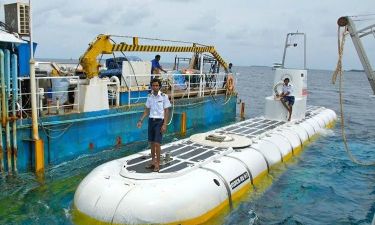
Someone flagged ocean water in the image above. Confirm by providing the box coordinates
[222,66,375,225]
[0,66,374,225]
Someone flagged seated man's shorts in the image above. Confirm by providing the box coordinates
[283,96,295,106]
[148,118,164,143]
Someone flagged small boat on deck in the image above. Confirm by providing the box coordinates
[73,33,337,225]
[272,62,283,70]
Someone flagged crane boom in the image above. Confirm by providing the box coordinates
[337,16,375,94]
[80,34,229,79]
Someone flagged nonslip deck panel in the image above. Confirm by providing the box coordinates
[127,159,182,173]
[124,118,284,173]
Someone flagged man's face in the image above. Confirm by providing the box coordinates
[284,79,289,85]
[156,56,160,62]
[151,82,160,92]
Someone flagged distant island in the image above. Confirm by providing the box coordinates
[346,69,365,72]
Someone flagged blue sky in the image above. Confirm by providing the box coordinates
[0,0,374,70]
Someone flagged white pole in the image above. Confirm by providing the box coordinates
[128,74,131,106]
[199,54,204,97]
[28,0,39,140]
[28,0,44,176]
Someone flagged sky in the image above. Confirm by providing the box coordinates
[0,0,374,70]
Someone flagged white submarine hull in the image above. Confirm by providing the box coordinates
[73,106,336,225]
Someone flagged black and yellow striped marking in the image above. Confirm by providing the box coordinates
[111,44,228,70]
[80,34,229,78]
[112,44,212,53]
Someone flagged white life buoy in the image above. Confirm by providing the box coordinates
[273,81,284,96]
[274,75,293,96]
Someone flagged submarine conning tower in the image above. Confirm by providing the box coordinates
[265,68,307,121]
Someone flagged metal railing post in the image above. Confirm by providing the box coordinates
[0,50,4,173]
[128,73,131,106]
[11,54,18,172]
[188,75,191,99]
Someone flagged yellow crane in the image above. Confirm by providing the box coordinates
[79,34,229,79]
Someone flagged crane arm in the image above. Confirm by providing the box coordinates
[79,35,228,79]
[337,17,375,94]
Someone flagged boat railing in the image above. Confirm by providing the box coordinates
[17,76,80,120]
[15,72,233,120]
[123,72,230,106]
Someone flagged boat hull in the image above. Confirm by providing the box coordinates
[11,94,237,172]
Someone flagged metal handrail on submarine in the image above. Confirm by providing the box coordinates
[281,32,306,70]
[79,34,229,79]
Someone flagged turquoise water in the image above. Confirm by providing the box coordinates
[0,66,374,224]
[223,67,375,224]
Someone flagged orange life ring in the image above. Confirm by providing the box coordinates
[226,74,234,94]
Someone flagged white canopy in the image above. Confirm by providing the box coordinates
[0,30,26,43]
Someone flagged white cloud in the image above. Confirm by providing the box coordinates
[1,0,374,70]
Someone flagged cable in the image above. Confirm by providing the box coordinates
[167,86,175,126]
[120,54,142,104]
[0,21,14,33]
[110,35,208,47]
[110,37,145,104]
[210,91,233,105]
[332,26,375,166]
[349,14,375,18]
[350,14,375,22]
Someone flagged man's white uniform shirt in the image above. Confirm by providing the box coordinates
[145,91,171,119]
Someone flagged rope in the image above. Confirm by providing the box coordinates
[209,90,233,105]
[167,83,175,126]
[332,26,375,166]
[209,74,236,105]
[39,118,74,139]
[173,99,209,108]
[109,38,142,92]
[332,26,346,85]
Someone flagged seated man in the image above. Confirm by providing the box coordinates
[276,78,295,121]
